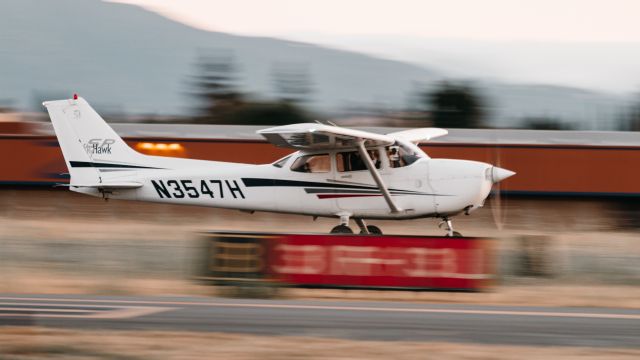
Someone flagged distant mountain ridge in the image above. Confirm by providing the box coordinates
[0,0,630,129]
[0,0,438,114]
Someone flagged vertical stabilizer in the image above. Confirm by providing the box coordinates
[43,96,147,185]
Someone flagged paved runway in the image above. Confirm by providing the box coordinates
[1,294,638,347]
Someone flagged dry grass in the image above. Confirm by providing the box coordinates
[0,271,212,297]
[0,327,638,360]
[2,270,640,309]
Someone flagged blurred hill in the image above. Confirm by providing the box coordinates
[0,0,437,116]
[0,0,631,129]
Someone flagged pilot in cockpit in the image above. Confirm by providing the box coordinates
[388,146,401,168]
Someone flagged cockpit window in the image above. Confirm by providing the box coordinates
[272,155,292,168]
[290,154,330,173]
[386,142,423,168]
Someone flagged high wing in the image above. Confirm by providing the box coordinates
[258,123,447,149]
[258,123,395,150]
[386,128,448,144]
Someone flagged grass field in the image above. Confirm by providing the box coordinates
[1,328,639,360]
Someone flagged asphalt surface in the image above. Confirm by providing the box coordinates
[1,294,639,348]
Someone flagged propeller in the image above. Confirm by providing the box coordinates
[489,147,515,231]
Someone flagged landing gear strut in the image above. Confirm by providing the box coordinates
[354,218,383,235]
[331,213,354,234]
[439,217,462,237]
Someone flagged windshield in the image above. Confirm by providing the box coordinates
[272,155,292,168]
[386,141,428,168]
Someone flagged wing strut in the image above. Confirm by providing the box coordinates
[356,140,402,213]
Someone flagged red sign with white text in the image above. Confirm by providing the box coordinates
[267,235,494,290]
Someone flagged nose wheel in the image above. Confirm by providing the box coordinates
[439,217,463,237]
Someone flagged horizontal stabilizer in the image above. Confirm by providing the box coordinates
[60,182,143,189]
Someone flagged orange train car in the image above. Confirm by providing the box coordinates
[1,124,640,196]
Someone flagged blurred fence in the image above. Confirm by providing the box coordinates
[200,232,495,291]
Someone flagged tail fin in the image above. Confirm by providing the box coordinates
[43,96,147,185]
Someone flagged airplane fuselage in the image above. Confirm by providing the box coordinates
[76,149,495,220]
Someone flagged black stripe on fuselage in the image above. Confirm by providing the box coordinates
[242,178,447,196]
[69,161,162,169]
[243,178,380,191]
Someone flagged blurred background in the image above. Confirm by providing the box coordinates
[1,0,640,357]
[1,0,639,295]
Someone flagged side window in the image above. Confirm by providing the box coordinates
[337,150,381,172]
[386,144,420,168]
[290,154,330,173]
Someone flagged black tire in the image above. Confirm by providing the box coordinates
[366,225,383,235]
[331,225,354,234]
[445,231,463,238]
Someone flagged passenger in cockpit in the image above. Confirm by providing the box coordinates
[389,146,401,168]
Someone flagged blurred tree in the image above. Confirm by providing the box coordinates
[522,117,574,130]
[189,52,311,125]
[425,82,485,128]
[271,62,313,105]
[227,102,311,125]
[618,96,640,131]
[191,50,244,123]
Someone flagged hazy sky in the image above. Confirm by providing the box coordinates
[111,0,640,42]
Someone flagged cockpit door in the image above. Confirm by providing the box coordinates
[332,147,389,212]
[281,152,338,213]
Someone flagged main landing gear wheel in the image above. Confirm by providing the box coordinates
[362,225,383,235]
[445,231,463,237]
[330,225,354,234]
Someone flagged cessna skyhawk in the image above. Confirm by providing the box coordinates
[43,96,514,236]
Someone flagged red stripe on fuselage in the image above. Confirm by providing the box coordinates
[316,194,383,199]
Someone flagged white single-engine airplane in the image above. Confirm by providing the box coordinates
[43,96,514,236]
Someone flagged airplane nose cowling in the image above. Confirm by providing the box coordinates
[492,166,516,183]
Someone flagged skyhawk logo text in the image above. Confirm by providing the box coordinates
[84,138,115,155]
